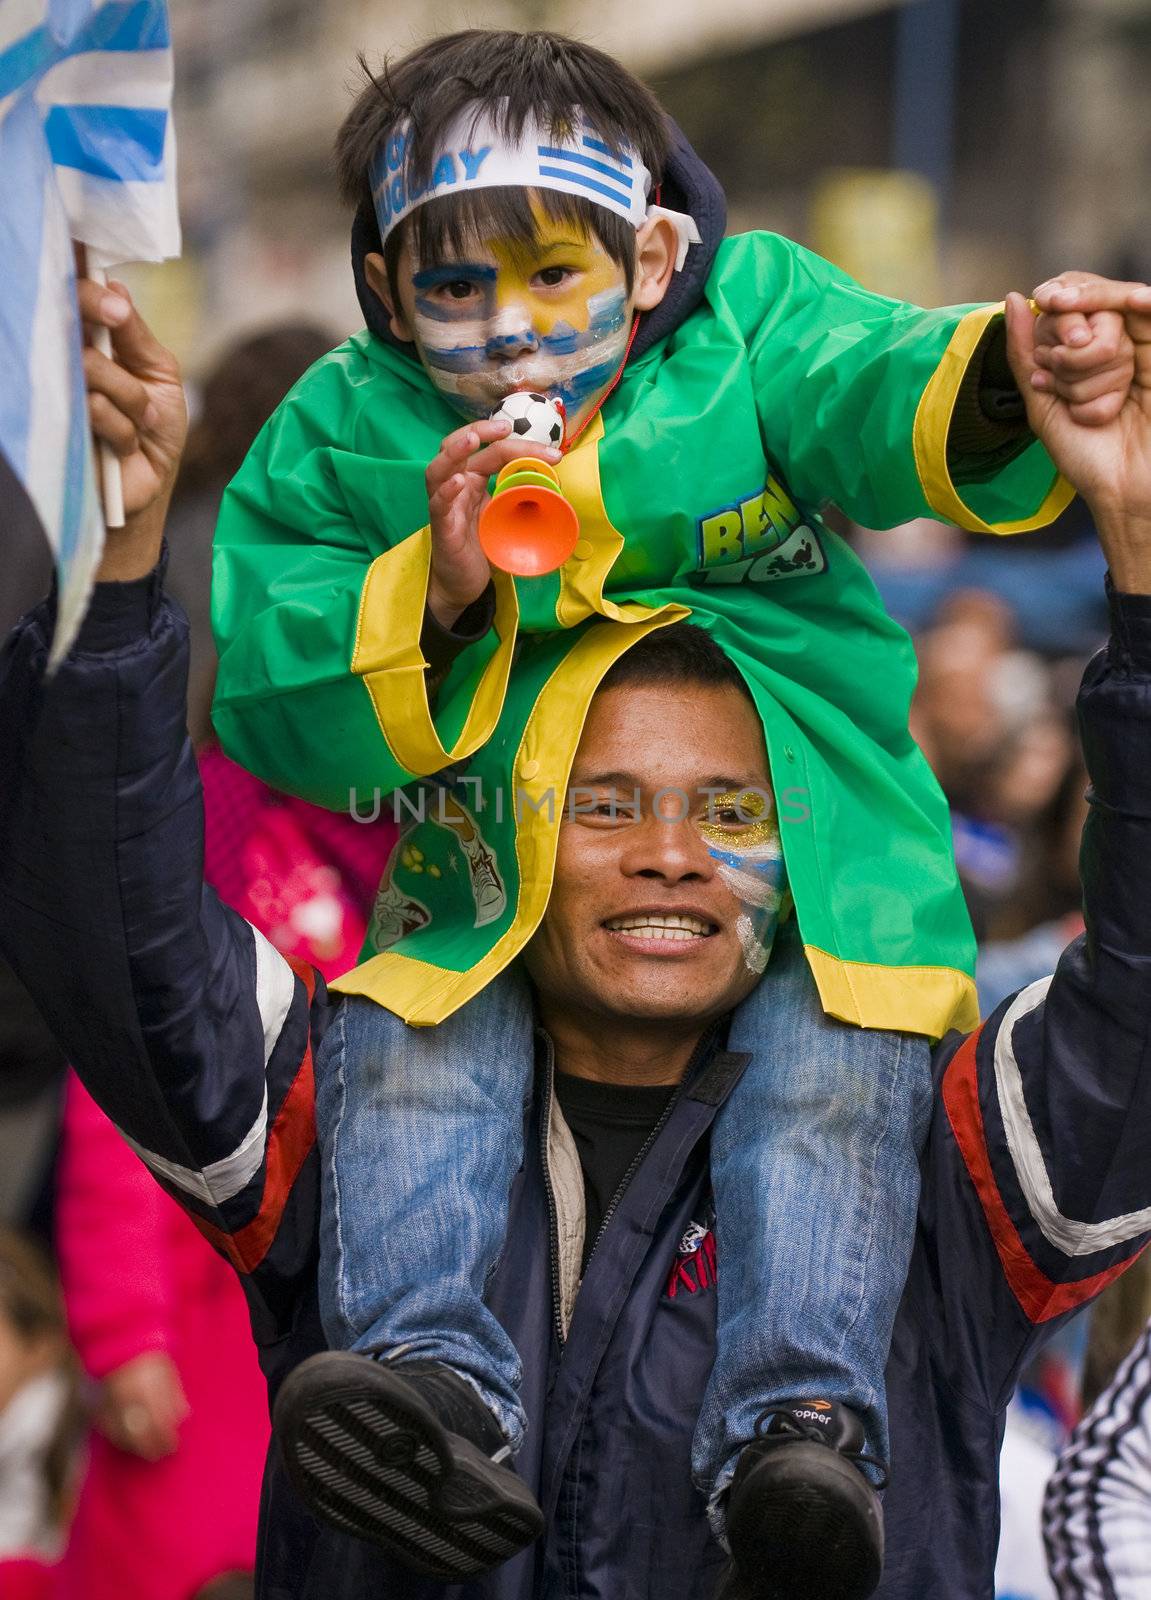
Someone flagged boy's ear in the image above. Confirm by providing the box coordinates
[631,215,680,314]
[364,252,415,343]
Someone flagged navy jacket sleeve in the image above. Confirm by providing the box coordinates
[0,568,326,1340]
[922,584,1151,1410]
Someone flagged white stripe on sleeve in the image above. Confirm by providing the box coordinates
[994,977,1151,1257]
[117,925,298,1207]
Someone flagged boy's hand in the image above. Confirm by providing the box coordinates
[1006,287,1151,592]
[426,418,563,629]
[80,276,187,581]
[1025,271,1139,427]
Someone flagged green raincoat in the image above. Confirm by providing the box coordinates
[212,232,1071,1038]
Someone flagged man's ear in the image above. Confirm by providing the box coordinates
[631,216,679,314]
[364,252,414,343]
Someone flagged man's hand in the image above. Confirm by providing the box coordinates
[1006,284,1151,593]
[79,277,187,582]
[96,1350,189,1461]
[426,418,562,628]
[1025,271,1138,427]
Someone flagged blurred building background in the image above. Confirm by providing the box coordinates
[150,0,1151,367]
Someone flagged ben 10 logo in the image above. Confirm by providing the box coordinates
[692,476,826,586]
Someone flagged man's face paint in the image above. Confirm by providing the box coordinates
[395,206,632,431]
[698,789,789,975]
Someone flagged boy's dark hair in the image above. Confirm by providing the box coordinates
[335,30,671,303]
[598,622,755,706]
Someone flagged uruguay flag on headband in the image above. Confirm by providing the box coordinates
[0,0,180,665]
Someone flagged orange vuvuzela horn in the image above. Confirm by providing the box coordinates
[478,457,580,577]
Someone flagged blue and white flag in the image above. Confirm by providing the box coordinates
[0,1,180,665]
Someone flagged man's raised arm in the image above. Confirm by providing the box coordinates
[0,284,324,1322]
[920,284,1151,1391]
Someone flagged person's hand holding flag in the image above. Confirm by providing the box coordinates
[79,273,186,580]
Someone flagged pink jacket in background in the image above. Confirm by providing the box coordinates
[199,742,397,983]
[53,1075,270,1600]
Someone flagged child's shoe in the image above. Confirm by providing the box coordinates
[274,1351,543,1578]
[724,1399,885,1600]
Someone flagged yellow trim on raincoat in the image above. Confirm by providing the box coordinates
[333,607,688,1023]
[351,528,520,776]
[554,414,674,628]
[803,945,980,1040]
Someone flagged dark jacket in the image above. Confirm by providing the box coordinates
[4,569,1151,1598]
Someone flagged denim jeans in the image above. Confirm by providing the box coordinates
[314,933,932,1485]
[314,966,536,1451]
[698,926,932,1518]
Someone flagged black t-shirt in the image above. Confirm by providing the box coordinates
[554,1071,677,1271]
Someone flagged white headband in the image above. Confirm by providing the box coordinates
[371,106,702,270]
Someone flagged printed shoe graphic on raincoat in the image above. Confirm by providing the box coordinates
[210,122,1072,1039]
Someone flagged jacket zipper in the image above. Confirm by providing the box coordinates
[537,1031,567,1348]
[580,1081,684,1273]
[540,1025,717,1331]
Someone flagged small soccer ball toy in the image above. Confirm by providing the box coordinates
[490,391,565,448]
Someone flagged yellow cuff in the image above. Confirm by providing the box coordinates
[804,945,980,1041]
[913,304,1075,535]
[351,527,519,776]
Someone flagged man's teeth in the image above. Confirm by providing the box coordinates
[605,914,712,940]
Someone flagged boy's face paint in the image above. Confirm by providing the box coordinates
[698,789,788,975]
[392,207,633,431]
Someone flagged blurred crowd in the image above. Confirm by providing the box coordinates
[0,328,1147,1599]
[874,508,1101,1021]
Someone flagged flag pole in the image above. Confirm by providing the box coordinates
[87,255,126,528]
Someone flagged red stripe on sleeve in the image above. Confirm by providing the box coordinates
[191,958,318,1274]
[942,1027,1143,1323]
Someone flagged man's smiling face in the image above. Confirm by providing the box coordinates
[523,678,777,1030]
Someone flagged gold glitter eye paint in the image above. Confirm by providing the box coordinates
[701,790,787,974]
[698,789,778,849]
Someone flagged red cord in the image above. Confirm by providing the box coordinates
[562,310,642,452]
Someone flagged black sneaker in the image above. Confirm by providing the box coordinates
[724,1399,886,1600]
[273,1352,544,1579]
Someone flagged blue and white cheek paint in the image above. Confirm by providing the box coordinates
[700,791,789,975]
[408,267,631,423]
